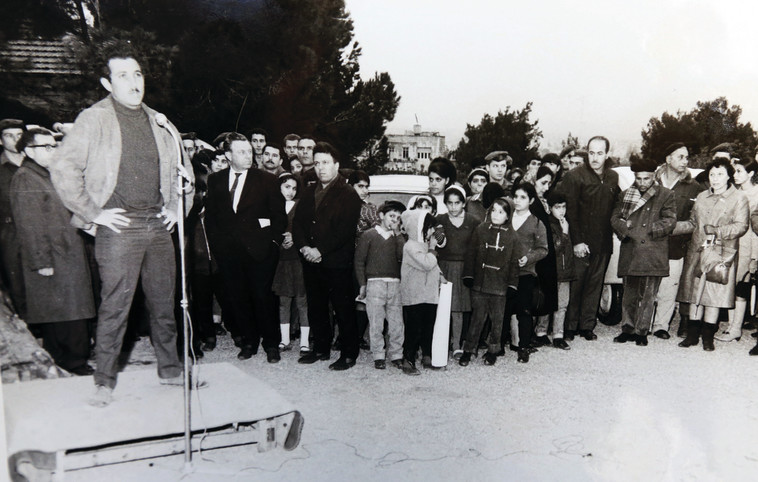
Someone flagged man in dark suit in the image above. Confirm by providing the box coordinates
[205,132,286,363]
[293,142,362,370]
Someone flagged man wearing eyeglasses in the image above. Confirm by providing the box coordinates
[10,127,96,376]
[51,41,194,407]
[0,118,28,318]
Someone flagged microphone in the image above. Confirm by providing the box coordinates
[155,113,169,128]
[154,113,192,183]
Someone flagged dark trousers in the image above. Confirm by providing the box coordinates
[566,251,611,331]
[621,276,662,336]
[190,270,228,343]
[39,319,90,371]
[217,244,280,351]
[464,291,505,353]
[303,262,358,359]
[94,215,182,389]
[403,303,436,361]
[506,275,537,348]
[0,225,26,318]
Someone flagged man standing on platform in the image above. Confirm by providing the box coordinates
[51,41,194,407]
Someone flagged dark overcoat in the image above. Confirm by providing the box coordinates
[9,160,95,324]
[610,184,677,277]
[530,198,558,314]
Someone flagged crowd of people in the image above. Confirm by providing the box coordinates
[2,42,758,407]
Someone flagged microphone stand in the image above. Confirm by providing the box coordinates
[160,118,194,469]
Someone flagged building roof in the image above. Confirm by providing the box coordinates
[0,38,80,75]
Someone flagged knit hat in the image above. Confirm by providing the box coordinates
[467,167,490,183]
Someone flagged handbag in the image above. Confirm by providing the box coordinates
[699,238,736,285]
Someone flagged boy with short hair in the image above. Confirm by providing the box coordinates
[354,201,407,369]
[539,191,575,350]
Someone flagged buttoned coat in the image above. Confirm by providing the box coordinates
[674,186,750,307]
[610,184,677,277]
[292,174,362,269]
[10,160,95,324]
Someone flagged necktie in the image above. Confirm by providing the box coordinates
[230,172,242,210]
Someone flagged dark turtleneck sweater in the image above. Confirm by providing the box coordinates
[104,99,162,212]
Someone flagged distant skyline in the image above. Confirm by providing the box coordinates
[347,0,758,156]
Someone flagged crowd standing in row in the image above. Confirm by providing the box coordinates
[1,44,758,407]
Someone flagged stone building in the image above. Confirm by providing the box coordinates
[386,124,446,173]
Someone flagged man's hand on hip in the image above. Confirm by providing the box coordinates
[159,207,178,231]
[93,208,131,233]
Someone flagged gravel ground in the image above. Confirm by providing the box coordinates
[58,321,758,481]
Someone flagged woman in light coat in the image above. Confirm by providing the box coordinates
[675,158,750,351]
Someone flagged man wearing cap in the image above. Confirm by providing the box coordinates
[610,157,677,345]
[559,136,620,340]
[50,42,194,407]
[484,151,512,191]
[0,118,27,317]
[651,143,705,338]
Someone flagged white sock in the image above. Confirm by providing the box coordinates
[300,326,310,348]
[280,324,290,345]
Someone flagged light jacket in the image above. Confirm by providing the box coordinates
[50,96,193,230]
[400,209,442,305]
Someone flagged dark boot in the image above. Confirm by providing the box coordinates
[749,340,758,356]
[701,322,717,352]
[676,312,689,338]
[678,319,701,347]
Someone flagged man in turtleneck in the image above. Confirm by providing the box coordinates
[51,41,194,408]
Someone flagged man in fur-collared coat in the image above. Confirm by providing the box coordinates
[610,157,677,345]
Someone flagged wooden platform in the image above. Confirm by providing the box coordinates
[3,363,302,477]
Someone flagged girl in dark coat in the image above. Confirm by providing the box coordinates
[528,167,559,347]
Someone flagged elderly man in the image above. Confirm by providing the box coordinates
[0,118,27,317]
[651,143,705,338]
[51,42,194,407]
[293,142,362,370]
[559,136,620,340]
[11,127,96,375]
[610,157,677,345]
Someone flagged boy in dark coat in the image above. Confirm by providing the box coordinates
[610,157,677,345]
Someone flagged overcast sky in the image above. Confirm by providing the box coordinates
[347,0,758,155]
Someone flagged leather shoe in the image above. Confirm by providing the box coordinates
[552,338,570,350]
[636,334,648,346]
[579,329,597,341]
[237,345,257,360]
[390,358,404,369]
[329,357,356,371]
[613,332,634,343]
[298,351,330,364]
[374,359,386,369]
[201,339,216,351]
[564,330,576,341]
[517,348,530,363]
[532,335,551,347]
[266,347,281,363]
[653,329,670,340]
[458,352,472,367]
[483,352,497,365]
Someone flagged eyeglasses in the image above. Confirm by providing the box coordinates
[28,145,57,151]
